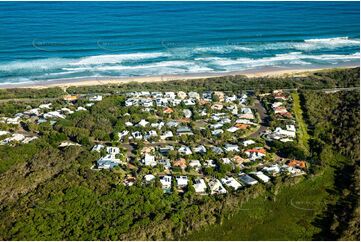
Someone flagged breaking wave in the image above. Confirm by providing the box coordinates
[0,37,359,83]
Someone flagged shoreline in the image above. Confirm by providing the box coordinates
[0,65,359,89]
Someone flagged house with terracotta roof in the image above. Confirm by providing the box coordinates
[244,148,266,161]
[163,107,174,114]
[287,159,307,169]
[173,158,187,170]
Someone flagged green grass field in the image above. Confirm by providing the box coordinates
[184,167,336,240]
[291,92,310,156]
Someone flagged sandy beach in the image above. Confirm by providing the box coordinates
[0,65,358,89]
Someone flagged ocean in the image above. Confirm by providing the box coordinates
[0,1,359,85]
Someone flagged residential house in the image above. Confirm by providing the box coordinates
[137,119,149,127]
[166,120,179,127]
[211,146,223,154]
[211,103,223,110]
[193,145,207,154]
[176,126,193,136]
[183,109,192,118]
[158,145,174,155]
[142,153,157,167]
[227,127,239,133]
[239,108,254,119]
[106,146,120,155]
[251,171,270,183]
[118,130,129,140]
[213,91,225,102]
[208,179,227,195]
[221,177,242,190]
[178,146,192,155]
[164,92,176,99]
[176,176,188,188]
[92,144,105,152]
[243,140,256,147]
[188,92,200,100]
[193,178,207,194]
[244,148,266,161]
[211,129,224,136]
[144,174,156,183]
[159,159,171,170]
[287,159,307,170]
[132,131,143,140]
[177,91,187,100]
[173,158,187,170]
[183,99,196,106]
[160,175,172,190]
[204,159,217,168]
[262,164,281,176]
[224,144,239,152]
[239,173,258,186]
[89,95,103,102]
[163,107,174,114]
[144,130,158,140]
[188,160,202,171]
[97,154,121,169]
[160,131,173,140]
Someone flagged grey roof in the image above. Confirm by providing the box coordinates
[239,174,258,185]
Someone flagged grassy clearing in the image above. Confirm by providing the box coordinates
[291,92,310,156]
[184,167,336,240]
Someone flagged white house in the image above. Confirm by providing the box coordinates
[274,127,296,138]
[243,140,256,147]
[189,160,202,171]
[164,92,176,99]
[177,91,187,99]
[251,171,270,183]
[224,144,239,152]
[183,109,192,118]
[212,129,224,136]
[118,130,129,140]
[221,177,242,190]
[39,103,52,109]
[193,178,207,193]
[144,174,156,183]
[160,176,172,189]
[262,164,281,176]
[142,154,157,167]
[89,95,103,102]
[132,131,143,140]
[183,99,196,106]
[178,146,192,155]
[226,127,239,133]
[208,179,227,195]
[106,146,120,155]
[160,131,173,140]
[144,130,158,140]
[193,145,207,154]
[176,176,188,188]
[137,119,149,127]
[92,144,105,152]
[188,92,200,100]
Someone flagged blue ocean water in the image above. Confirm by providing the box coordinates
[0,1,359,84]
